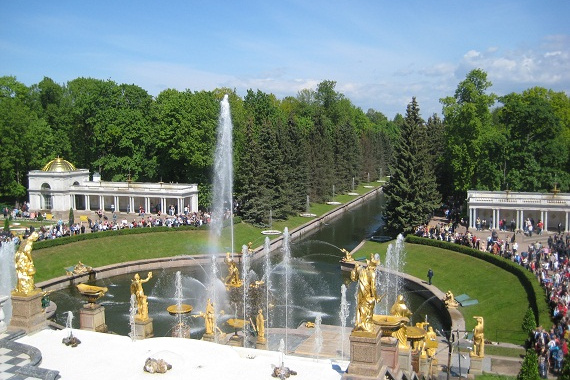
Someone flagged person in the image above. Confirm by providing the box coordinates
[130,272,153,320]
[427,268,434,285]
[470,316,485,358]
[14,231,40,295]
[350,253,384,332]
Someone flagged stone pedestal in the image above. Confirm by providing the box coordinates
[343,325,384,379]
[79,304,107,332]
[469,356,483,376]
[256,337,268,350]
[380,336,399,372]
[134,318,154,339]
[419,356,438,379]
[227,333,244,347]
[398,346,412,372]
[201,333,215,342]
[9,292,46,333]
[0,295,8,334]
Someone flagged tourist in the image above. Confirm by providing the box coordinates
[427,268,433,285]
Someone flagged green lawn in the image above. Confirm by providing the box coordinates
[356,240,539,345]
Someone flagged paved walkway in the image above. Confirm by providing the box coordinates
[0,330,57,380]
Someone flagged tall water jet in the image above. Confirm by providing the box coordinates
[377,233,406,314]
[314,315,323,360]
[0,240,16,326]
[208,94,234,341]
[263,237,271,334]
[210,94,235,253]
[339,284,349,360]
[282,227,292,352]
[241,244,251,345]
[128,294,137,342]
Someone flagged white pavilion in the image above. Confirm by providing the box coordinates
[28,158,198,215]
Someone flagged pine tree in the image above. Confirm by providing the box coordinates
[383,97,441,235]
[68,208,75,225]
[517,349,540,380]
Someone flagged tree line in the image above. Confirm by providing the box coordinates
[0,69,568,231]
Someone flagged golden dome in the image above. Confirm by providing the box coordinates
[42,157,77,172]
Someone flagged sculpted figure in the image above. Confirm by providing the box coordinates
[340,248,353,262]
[443,290,460,308]
[424,326,438,358]
[471,316,485,358]
[224,252,241,287]
[130,272,153,320]
[194,298,215,335]
[256,308,265,340]
[350,253,384,332]
[13,232,40,295]
[390,294,412,348]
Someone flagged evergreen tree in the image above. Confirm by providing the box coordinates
[68,208,75,225]
[383,97,440,235]
[517,349,540,380]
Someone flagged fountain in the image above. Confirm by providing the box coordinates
[0,240,16,327]
[327,185,342,205]
[348,177,358,196]
[167,271,193,338]
[262,210,282,235]
[339,284,349,360]
[128,294,137,342]
[314,315,323,359]
[62,311,80,347]
[377,234,406,314]
[300,195,316,217]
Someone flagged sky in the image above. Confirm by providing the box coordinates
[1,1,569,118]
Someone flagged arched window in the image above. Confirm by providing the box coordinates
[41,183,52,210]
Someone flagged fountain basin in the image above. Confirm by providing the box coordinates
[167,304,193,315]
[326,201,342,205]
[299,213,316,218]
[261,230,281,235]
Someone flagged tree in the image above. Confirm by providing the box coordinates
[517,349,540,380]
[383,97,440,234]
[68,208,75,225]
[440,69,496,196]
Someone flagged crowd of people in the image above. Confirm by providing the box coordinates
[0,209,215,247]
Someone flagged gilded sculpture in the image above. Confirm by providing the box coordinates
[130,272,153,321]
[224,252,242,287]
[424,326,438,358]
[350,253,384,332]
[443,290,460,308]
[390,294,412,348]
[255,308,265,341]
[13,232,40,296]
[194,298,216,335]
[340,248,354,262]
[470,316,485,358]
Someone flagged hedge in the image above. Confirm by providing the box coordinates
[405,234,549,327]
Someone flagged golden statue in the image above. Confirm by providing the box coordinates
[424,326,438,358]
[193,298,216,335]
[66,261,93,276]
[350,253,384,332]
[130,272,153,321]
[224,252,242,287]
[443,290,460,308]
[340,248,353,262]
[470,316,485,358]
[390,294,412,348]
[13,232,40,296]
[255,308,265,341]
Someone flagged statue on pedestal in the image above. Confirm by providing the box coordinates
[470,316,485,358]
[130,272,152,321]
[350,253,384,332]
[13,232,40,296]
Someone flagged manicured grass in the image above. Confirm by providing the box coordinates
[484,345,526,358]
[357,240,538,345]
[475,374,516,380]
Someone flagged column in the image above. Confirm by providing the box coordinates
[128,197,134,214]
[161,198,166,215]
[145,198,150,214]
[99,195,104,211]
[85,195,90,211]
[542,211,548,231]
[495,209,500,230]
[114,196,119,212]
[566,212,569,233]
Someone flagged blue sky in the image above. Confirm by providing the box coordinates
[2,1,569,118]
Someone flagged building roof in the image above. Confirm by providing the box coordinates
[42,157,77,172]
